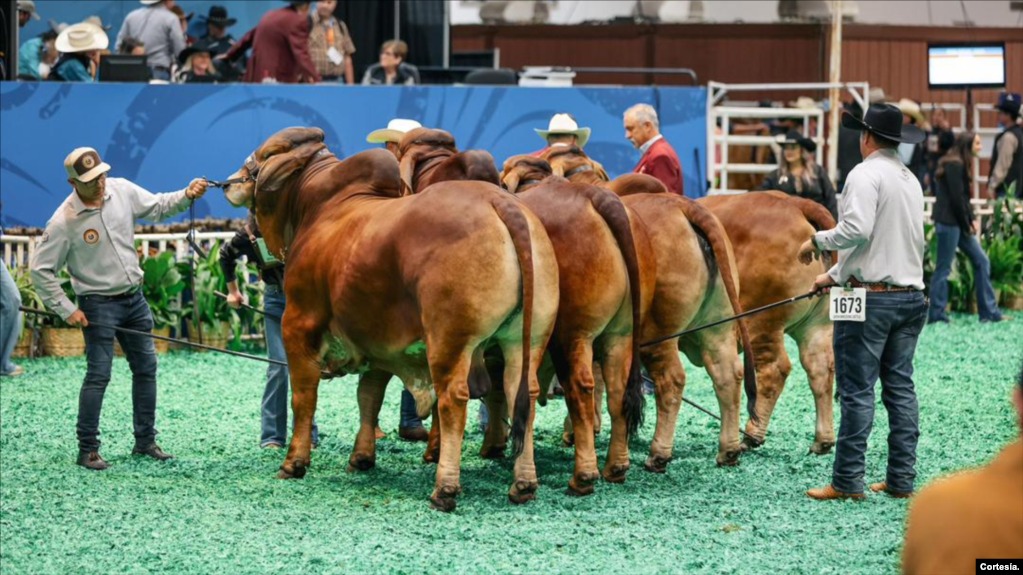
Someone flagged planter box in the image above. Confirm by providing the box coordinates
[12,328,34,358]
[41,327,85,357]
[1001,292,1023,311]
[186,321,230,351]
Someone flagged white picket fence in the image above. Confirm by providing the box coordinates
[1,231,236,269]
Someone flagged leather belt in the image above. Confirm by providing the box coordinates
[847,278,919,293]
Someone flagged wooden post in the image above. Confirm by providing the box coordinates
[827,0,843,186]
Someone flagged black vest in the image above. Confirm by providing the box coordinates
[990,124,1023,197]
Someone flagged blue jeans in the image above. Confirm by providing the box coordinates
[400,389,424,429]
[0,262,23,374]
[262,285,318,447]
[77,291,159,452]
[929,223,1002,322]
[832,291,927,495]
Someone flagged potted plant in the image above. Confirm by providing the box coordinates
[11,266,43,358]
[39,269,86,357]
[983,196,1023,310]
[179,241,236,350]
[139,251,185,353]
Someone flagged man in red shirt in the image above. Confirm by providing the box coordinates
[625,103,683,195]
[223,1,320,84]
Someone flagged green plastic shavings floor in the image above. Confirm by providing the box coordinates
[2,312,1021,575]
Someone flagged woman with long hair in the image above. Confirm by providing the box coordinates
[758,130,838,219]
[928,131,1005,323]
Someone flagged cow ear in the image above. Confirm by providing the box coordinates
[257,142,326,195]
[593,159,610,182]
[502,169,522,194]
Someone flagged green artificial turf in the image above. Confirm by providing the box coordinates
[2,313,1021,574]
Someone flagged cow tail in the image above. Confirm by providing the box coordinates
[587,188,645,436]
[491,197,535,458]
[678,198,760,425]
[786,196,838,265]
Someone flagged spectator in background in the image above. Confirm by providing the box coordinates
[625,103,684,195]
[837,99,864,192]
[309,0,356,84]
[988,92,1022,199]
[199,6,240,81]
[924,107,953,194]
[901,359,1023,575]
[361,40,418,86]
[119,37,147,56]
[176,40,220,83]
[17,0,39,28]
[759,130,838,219]
[17,29,57,80]
[223,1,321,84]
[170,5,196,46]
[0,229,24,378]
[897,98,930,188]
[116,0,186,81]
[51,23,108,83]
[929,131,1005,325]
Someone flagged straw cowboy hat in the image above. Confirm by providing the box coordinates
[83,16,112,31]
[56,22,109,53]
[17,0,40,20]
[868,87,888,104]
[535,113,591,148]
[140,1,164,5]
[842,103,926,144]
[788,96,818,110]
[366,118,423,144]
[897,98,930,129]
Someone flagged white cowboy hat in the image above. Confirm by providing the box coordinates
[366,118,423,144]
[535,113,591,148]
[787,96,818,110]
[140,0,163,5]
[17,0,40,20]
[897,98,930,129]
[56,22,109,53]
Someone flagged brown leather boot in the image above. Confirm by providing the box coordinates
[399,426,429,443]
[132,443,174,461]
[869,482,913,499]
[806,484,865,501]
[76,451,109,471]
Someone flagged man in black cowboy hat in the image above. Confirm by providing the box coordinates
[797,103,928,501]
[200,5,236,58]
[988,91,1022,199]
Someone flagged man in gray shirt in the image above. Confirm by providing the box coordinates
[31,147,207,470]
[115,0,186,81]
[797,103,927,501]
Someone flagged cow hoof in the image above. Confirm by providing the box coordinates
[508,480,538,505]
[277,460,307,480]
[346,454,375,473]
[809,441,835,455]
[429,485,460,513]
[562,432,574,447]
[480,444,506,459]
[740,435,765,451]
[716,450,742,467]
[602,464,629,484]
[566,472,599,496]
[644,455,671,474]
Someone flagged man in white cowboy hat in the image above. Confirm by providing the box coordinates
[116,0,187,81]
[798,102,928,502]
[897,98,930,188]
[988,91,1023,199]
[30,148,209,471]
[51,22,108,82]
[363,118,433,442]
[625,103,684,195]
[530,113,591,157]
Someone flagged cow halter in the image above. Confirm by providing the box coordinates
[206,154,261,188]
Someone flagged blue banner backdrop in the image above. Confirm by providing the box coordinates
[0,82,707,227]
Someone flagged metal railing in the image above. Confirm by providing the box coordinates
[2,231,236,269]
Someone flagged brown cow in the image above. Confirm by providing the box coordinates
[609,174,757,468]
[221,127,560,511]
[500,154,653,490]
[698,192,836,454]
[541,145,610,184]
[397,128,501,194]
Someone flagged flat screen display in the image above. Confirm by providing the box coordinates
[928,43,1006,89]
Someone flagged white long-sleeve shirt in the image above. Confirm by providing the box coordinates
[30,178,191,319]
[814,148,925,290]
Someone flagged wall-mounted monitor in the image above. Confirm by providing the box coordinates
[928,43,1006,90]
